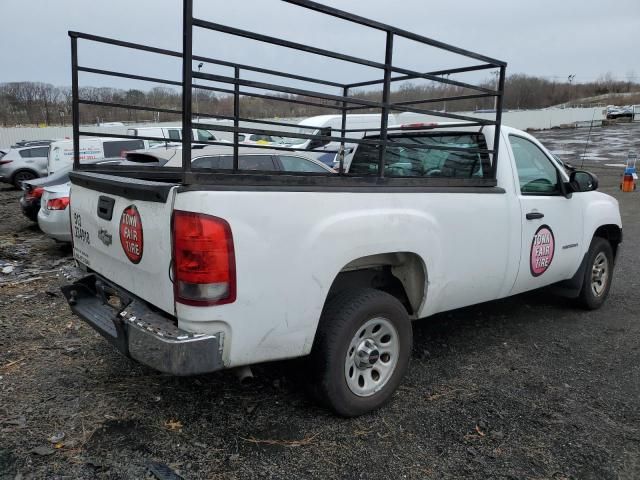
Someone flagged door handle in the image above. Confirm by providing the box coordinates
[526,212,544,220]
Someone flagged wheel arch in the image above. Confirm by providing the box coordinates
[552,224,621,298]
[593,224,622,260]
[11,168,39,186]
[322,251,428,318]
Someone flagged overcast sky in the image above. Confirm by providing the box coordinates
[1,0,639,91]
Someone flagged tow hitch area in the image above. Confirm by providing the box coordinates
[61,274,224,375]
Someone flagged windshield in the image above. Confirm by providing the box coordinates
[282,127,319,146]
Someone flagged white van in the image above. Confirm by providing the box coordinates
[282,114,402,166]
[47,137,147,175]
[284,113,445,166]
[126,126,222,147]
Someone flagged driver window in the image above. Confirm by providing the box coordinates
[509,135,559,195]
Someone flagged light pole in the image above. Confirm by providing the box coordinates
[196,62,204,121]
[567,74,576,106]
[443,73,450,112]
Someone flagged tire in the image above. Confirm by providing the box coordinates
[308,288,412,417]
[12,170,37,189]
[577,237,614,310]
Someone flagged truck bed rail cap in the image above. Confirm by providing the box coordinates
[69,171,175,203]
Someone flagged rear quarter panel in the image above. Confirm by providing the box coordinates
[174,188,516,367]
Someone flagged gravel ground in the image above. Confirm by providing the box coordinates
[1,123,639,479]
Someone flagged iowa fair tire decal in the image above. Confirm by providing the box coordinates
[530,225,554,277]
[120,205,144,264]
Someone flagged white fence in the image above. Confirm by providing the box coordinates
[483,107,606,130]
[0,126,129,148]
[401,107,606,131]
[0,108,607,147]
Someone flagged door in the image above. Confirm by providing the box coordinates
[508,134,584,295]
[27,146,50,175]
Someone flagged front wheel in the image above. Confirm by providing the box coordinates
[308,289,412,417]
[577,237,614,310]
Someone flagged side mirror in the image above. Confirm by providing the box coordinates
[570,170,599,192]
[308,127,332,150]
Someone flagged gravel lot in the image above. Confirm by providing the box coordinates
[1,123,639,479]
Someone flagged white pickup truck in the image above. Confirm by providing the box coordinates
[62,122,621,416]
[62,1,622,416]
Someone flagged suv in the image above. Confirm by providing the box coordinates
[0,145,50,188]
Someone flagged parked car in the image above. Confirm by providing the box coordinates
[38,148,332,244]
[163,146,336,172]
[606,105,634,120]
[38,182,73,242]
[20,158,123,221]
[125,146,336,172]
[0,145,51,188]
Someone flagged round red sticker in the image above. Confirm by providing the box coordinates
[119,205,144,264]
[530,225,554,277]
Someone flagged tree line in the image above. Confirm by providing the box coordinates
[1,74,638,127]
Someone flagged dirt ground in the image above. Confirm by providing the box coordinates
[1,123,639,479]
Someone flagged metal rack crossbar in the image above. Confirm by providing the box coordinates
[70,0,507,187]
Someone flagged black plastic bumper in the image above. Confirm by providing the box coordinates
[61,274,224,375]
[19,196,40,222]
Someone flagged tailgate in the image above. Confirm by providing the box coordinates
[69,172,177,315]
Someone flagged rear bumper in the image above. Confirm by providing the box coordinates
[19,196,40,222]
[61,274,225,375]
[37,208,72,242]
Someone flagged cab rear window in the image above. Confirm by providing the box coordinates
[349,132,490,178]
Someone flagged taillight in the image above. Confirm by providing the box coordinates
[47,197,70,210]
[26,187,44,199]
[172,210,236,306]
[0,160,12,165]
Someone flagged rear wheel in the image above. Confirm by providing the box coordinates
[12,170,37,189]
[308,289,412,417]
[577,237,614,310]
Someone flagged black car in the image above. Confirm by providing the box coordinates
[19,158,122,221]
